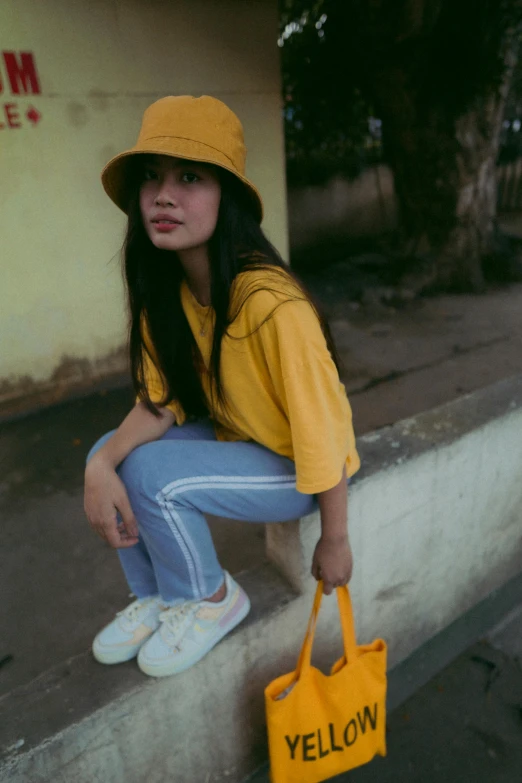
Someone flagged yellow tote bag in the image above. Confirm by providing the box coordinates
[265,583,387,783]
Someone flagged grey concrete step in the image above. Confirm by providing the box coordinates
[0,563,297,783]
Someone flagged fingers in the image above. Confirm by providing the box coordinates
[321,577,349,595]
[117,491,139,539]
[89,511,138,549]
[322,581,334,596]
[103,520,126,548]
[84,466,140,549]
[312,567,346,594]
[92,512,120,548]
[100,523,138,549]
[115,537,140,549]
[311,548,323,581]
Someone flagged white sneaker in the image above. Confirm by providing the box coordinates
[137,572,251,677]
[92,595,164,665]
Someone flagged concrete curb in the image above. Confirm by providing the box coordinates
[2,374,522,782]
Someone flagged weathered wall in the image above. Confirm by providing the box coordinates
[288,165,398,253]
[0,0,286,415]
[287,164,514,258]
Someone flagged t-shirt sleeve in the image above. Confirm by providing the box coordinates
[136,320,186,425]
[257,296,359,494]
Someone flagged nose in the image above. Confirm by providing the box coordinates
[154,173,179,207]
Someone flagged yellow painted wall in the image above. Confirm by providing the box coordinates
[0,0,286,407]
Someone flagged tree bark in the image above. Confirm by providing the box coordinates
[370,62,512,291]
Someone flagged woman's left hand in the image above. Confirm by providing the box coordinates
[311,535,353,595]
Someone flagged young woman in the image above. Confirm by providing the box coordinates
[85,95,360,678]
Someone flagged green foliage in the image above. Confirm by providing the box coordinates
[280,0,522,187]
[279,1,379,186]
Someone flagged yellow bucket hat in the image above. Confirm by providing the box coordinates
[101,95,263,221]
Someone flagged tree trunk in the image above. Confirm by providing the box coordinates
[324,0,522,292]
[371,64,511,291]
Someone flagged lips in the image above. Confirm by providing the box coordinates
[150,214,183,233]
[151,214,182,225]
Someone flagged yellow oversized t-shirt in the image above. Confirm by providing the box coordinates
[141,267,360,494]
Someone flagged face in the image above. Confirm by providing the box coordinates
[139,155,221,253]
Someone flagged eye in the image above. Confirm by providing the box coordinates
[181,172,201,184]
[142,168,159,182]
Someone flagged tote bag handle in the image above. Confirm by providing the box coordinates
[296,582,358,677]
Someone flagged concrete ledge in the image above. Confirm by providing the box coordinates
[0,565,301,783]
[355,372,522,481]
[3,375,522,782]
[0,565,361,783]
[267,373,522,667]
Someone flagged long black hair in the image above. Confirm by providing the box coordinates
[123,162,341,420]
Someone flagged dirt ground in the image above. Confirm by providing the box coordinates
[316,279,522,436]
[303,215,522,435]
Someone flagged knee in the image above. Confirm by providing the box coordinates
[118,444,157,499]
[86,430,117,465]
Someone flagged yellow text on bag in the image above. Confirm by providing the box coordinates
[265,583,387,783]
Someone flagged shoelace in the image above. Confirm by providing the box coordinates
[117,597,156,625]
[159,602,196,643]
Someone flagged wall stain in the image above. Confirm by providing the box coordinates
[88,89,110,112]
[375,581,413,602]
[0,347,128,423]
[67,102,89,128]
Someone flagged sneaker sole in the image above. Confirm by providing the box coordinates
[92,637,152,665]
[137,591,251,677]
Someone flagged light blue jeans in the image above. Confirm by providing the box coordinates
[87,420,318,603]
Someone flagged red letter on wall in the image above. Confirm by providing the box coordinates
[3,52,41,95]
[5,103,21,128]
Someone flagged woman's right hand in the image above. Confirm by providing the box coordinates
[84,455,140,548]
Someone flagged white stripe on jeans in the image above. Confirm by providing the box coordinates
[157,473,300,599]
[162,472,298,499]
[156,493,206,599]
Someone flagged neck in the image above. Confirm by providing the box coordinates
[178,245,211,306]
